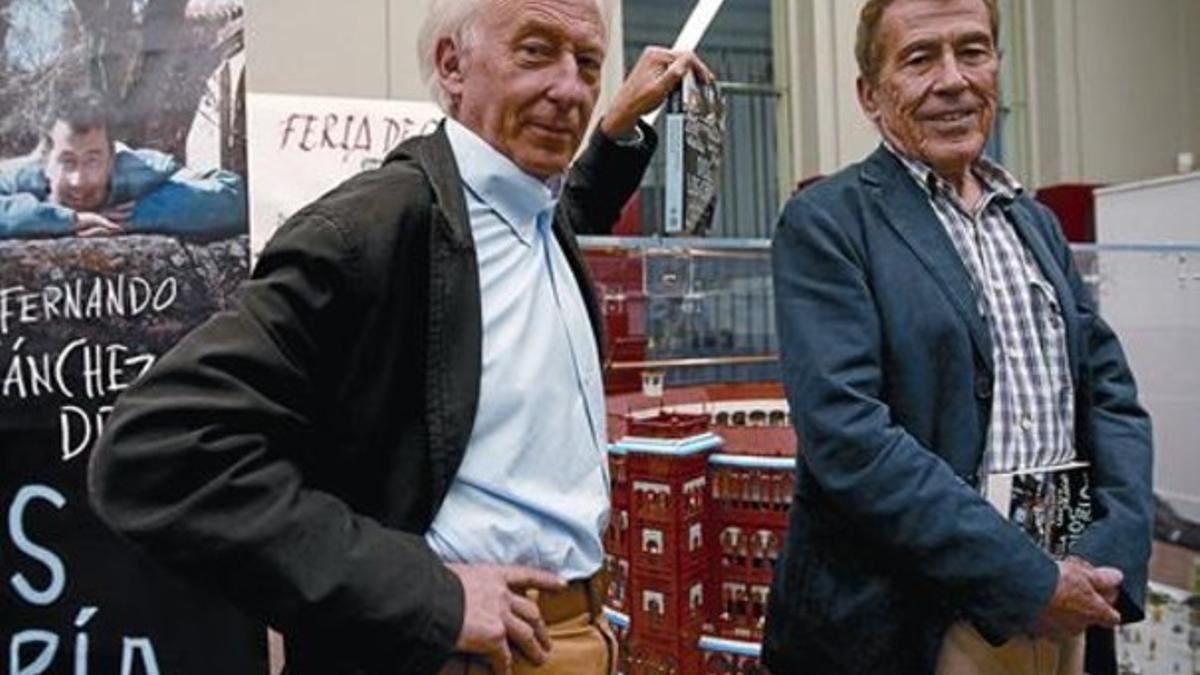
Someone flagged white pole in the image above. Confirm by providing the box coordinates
[642,0,727,127]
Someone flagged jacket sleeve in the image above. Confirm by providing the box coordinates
[1036,202,1154,623]
[559,120,657,235]
[126,167,248,240]
[773,194,1060,644]
[0,162,75,238]
[88,209,464,673]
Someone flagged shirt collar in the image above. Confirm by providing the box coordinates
[881,139,1023,205]
[445,117,563,245]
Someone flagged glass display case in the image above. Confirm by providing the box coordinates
[584,237,1200,675]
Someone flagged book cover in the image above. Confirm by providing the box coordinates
[985,461,1093,558]
[663,72,726,236]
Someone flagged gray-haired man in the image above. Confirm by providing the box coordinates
[89,1,711,673]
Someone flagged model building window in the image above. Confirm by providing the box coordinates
[642,528,664,555]
[689,582,704,612]
[722,582,748,619]
[683,476,705,512]
[689,522,703,551]
[751,585,770,620]
[640,370,665,397]
[643,590,665,617]
[634,480,671,515]
[720,526,741,567]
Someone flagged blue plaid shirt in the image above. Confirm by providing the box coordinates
[886,143,1075,473]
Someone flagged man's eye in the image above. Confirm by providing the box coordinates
[904,52,932,68]
[959,46,993,63]
[518,42,553,59]
[579,56,602,77]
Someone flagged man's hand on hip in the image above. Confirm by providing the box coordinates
[447,563,565,675]
[1035,557,1123,639]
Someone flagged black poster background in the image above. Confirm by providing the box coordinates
[1,1,265,672]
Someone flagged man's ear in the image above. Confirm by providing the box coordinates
[857,75,880,122]
[435,36,467,107]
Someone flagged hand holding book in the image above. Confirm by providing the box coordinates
[600,47,714,140]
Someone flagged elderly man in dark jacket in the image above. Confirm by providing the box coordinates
[763,0,1152,674]
[88,0,712,673]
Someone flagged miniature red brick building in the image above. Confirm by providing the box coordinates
[603,385,796,675]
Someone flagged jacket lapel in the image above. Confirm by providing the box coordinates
[400,123,482,504]
[862,147,994,372]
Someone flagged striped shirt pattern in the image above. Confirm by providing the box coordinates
[887,144,1075,473]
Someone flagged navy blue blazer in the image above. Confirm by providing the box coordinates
[762,146,1153,674]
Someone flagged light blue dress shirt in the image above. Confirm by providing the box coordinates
[425,119,610,580]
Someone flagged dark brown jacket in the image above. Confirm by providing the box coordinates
[89,123,655,674]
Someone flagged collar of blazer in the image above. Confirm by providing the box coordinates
[860,145,996,373]
[379,120,476,251]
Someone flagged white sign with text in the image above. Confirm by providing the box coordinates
[246,93,444,257]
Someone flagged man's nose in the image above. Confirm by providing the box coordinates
[546,56,595,109]
[64,169,85,187]
[932,52,970,93]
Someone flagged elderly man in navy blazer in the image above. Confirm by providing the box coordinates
[762,0,1153,673]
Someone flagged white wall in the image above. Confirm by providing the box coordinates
[1188,0,1200,167]
[245,0,396,99]
[245,0,626,113]
[777,0,877,180]
[1094,174,1200,519]
[1028,0,1200,185]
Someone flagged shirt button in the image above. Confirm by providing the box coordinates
[975,376,993,399]
[1020,415,1033,431]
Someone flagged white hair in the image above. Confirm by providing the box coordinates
[418,0,612,112]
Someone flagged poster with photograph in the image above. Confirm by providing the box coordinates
[246,92,443,256]
[0,0,266,671]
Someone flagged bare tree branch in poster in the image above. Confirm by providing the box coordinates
[0,0,241,162]
[0,0,11,57]
[71,0,229,161]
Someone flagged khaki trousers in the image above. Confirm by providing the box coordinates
[437,611,616,675]
[936,621,1086,675]
[437,575,617,675]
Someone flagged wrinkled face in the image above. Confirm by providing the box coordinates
[858,0,999,178]
[44,121,113,212]
[442,0,606,179]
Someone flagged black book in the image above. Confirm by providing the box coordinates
[985,461,1093,558]
[663,72,726,236]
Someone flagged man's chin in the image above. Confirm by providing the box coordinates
[925,139,986,170]
[513,150,573,180]
[51,197,103,212]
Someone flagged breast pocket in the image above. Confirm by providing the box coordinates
[1029,276,1069,354]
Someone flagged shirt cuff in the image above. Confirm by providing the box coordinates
[609,125,646,147]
